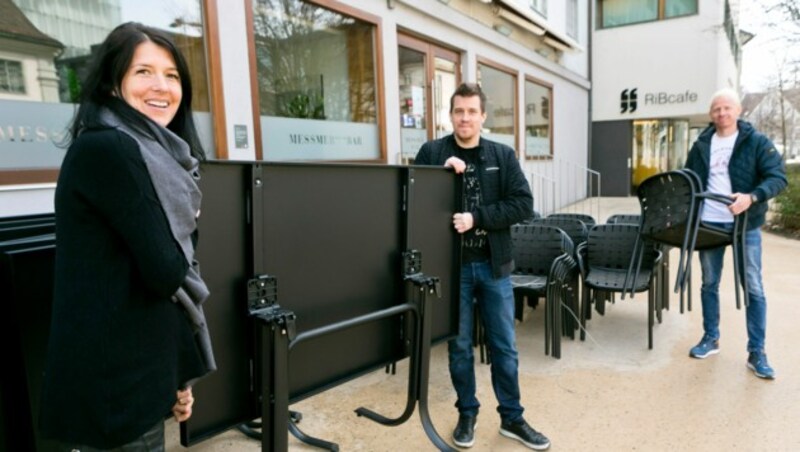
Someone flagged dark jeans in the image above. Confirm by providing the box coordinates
[54,420,165,452]
[448,260,524,423]
[699,223,767,352]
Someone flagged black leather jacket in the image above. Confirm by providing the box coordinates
[416,135,533,277]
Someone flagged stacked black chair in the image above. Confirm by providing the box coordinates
[606,214,640,225]
[607,213,672,315]
[631,169,749,311]
[576,224,662,349]
[528,217,588,335]
[510,224,578,358]
[547,212,596,227]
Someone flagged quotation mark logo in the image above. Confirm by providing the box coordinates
[621,88,638,113]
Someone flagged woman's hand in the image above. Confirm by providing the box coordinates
[173,387,194,422]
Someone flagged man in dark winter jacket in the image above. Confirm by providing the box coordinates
[684,88,787,379]
[415,83,549,450]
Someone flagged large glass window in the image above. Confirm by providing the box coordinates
[0,0,214,185]
[599,0,697,28]
[253,0,380,161]
[524,78,552,159]
[477,62,516,150]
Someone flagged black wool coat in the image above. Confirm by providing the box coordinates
[39,128,206,448]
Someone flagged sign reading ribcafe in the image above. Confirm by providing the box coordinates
[644,90,698,105]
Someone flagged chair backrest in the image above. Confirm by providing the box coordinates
[585,224,656,270]
[511,224,571,276]
[529,218,588,250]
[606,214,641,225]
[636,170,696,247]
[547,213,596,227]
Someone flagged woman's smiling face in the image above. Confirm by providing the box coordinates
[120,40,182,127]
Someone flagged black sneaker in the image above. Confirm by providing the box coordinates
[452,414,476,448]
[500,419,550,450]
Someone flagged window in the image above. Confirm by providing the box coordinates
[0,60,26,94]
[599,0,697,28]
[0,0,215,184]
[524,78,552,158]
[477,61,517,150]
[566,0,578,39]
[530,0,548,17]
[252,0,381,161]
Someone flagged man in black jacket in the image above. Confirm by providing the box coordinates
[684,88,787,379]
[416,83,549,450]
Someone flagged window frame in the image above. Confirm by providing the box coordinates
[246,0,387,162]
[476,57,519,157]
[523,75,553,160]
[0,59,26,95]
[529,0,548,17]
[0,0,224,186]
[598,0,698,29]
[566,0,578,39]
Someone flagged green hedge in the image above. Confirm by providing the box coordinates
[774,163,800,232]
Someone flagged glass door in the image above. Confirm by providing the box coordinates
[631,118,690,193]
[397,34,460,163]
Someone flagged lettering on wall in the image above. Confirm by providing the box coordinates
[619,88,698,114]
[0,125,66,143]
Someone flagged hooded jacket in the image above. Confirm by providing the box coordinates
[685,119,787,230]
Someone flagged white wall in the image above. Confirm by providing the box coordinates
[592,1,738,124]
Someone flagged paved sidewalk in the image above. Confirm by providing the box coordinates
[169,198,800,451]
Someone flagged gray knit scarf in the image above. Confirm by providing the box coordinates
[100,108,216,382]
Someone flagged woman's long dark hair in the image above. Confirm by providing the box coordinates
[68,22,205,160]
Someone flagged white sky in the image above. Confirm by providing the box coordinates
[739,0,799,92]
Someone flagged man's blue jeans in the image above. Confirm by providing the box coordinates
[699,223,767,352]
[448,260,524,423]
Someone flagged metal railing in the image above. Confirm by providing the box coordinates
[529,158,601,220]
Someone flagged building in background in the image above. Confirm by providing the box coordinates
[0,0,63,103]
[1,0,593,217]
[591,0,745,196]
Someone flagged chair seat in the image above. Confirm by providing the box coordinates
[694,224,735,250]
[585,268,652,293]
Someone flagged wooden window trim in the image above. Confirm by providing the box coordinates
[477,57,519,157]
[0,0,222,185]
[246,0,387,162]
[524,75,553,161]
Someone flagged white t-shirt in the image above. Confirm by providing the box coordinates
[701,131,738,223]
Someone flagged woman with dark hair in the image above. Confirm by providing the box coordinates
[39,22,215,450]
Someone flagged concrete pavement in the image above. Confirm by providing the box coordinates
[167,198,800,451]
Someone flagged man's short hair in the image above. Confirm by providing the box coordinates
[450,83,487,113]
[709,88,742,109]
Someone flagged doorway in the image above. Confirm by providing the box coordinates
[397,34,460,162]
[631,119,689,193]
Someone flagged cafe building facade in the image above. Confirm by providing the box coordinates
[0,0,591,216]
[590,0,744,196]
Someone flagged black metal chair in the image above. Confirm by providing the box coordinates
[530,217,589,253]
[547,212,596,227]
[631,169,749,311]
[510,224,578,358]
[576,224,662,349]
[606,214,641,225]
